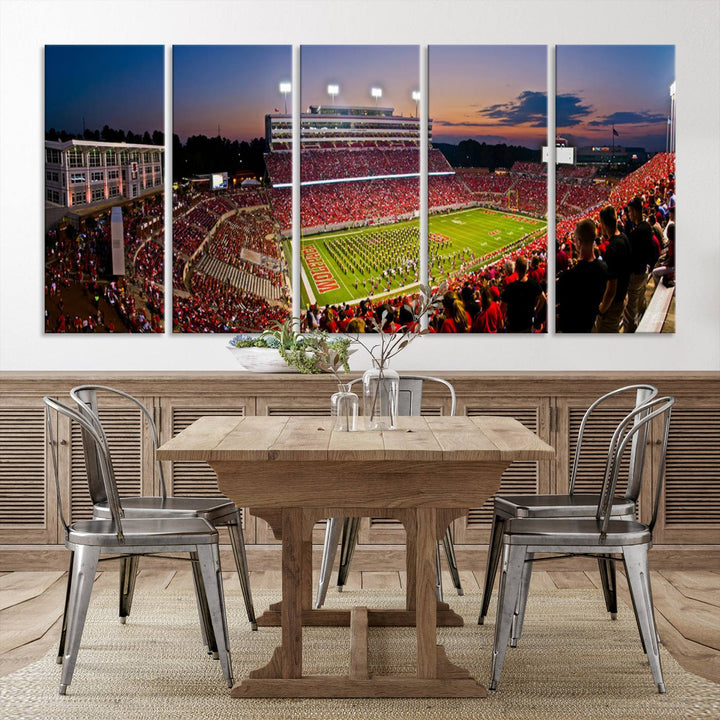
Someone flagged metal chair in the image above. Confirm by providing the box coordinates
[315,375,462,609]
[478,384,658,626]
[65,385,256,637]
[44,396,233,695]
[489,395,674,694]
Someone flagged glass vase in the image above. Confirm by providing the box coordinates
[362,364,400,431]
[331,383,359,432]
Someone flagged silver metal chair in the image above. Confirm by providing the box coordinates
[315,375,462,609]
[478,384,658,626]
[44,396,233,695]
[489,395,674,694]
[66,385,256,636]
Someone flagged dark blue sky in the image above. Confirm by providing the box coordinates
[557,45,675,151]
[45,46,164,135]
[173,45,291,142]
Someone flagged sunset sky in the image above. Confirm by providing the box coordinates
[556,45,675,151]
[429,46,547,148]
[45,46,163,136]
[301,45,419,116]
[174,45,291,142]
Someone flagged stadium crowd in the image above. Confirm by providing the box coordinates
[174,271,289,332]
[45,194,164,333]
[302,234,548,334]
[555,152,675,333]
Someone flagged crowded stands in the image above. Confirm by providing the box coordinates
[45,194,165,333]
[555,152,676,333]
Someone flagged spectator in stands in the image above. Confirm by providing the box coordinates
[624,196,660,332]
[472,286,504,333]
[460,284,481,321]
[595,205,631,333]
[653,221,675,287]
[556,243,570,274]
[501,255,544,333]
[346,317,365,333]
[556,218,608,333]
[439,291,470,333]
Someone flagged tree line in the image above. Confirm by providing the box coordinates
[46,125,164,146]
[434,139,539,170]
[173,134,266,181]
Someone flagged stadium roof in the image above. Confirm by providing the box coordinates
[45,139,163,151]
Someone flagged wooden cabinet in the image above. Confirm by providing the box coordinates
[0,372,717,568]
[0,394,56,544]
[651,398,720,544]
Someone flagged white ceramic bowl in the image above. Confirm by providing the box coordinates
[227,346,297,373]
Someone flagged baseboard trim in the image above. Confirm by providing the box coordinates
[1,544,718,572]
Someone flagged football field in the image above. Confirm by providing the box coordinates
[299,207,546,306]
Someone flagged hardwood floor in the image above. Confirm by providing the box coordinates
[1,569,718,685]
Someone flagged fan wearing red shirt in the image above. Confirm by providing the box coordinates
[440,291,471,333]
[472,286,504,333]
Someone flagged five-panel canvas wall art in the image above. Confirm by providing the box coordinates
[44,45,676,335]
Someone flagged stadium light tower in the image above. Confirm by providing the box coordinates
[412,90,420,117]
[371,87,382,106]
[279,81,291,115]
[327,84,339,107]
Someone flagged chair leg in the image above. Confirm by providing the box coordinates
[442,526,464,596]
[623,544,665,694]
[59,544,100,695]
[337,517,361,591]
[191,551,217,656]
[197,544,234,688]
[435,542,444,602]
[227,510,257,630]
[315,517,343,609]
[57,551,75,664]
[597,555,618,619]
[489,543,527,692]
[479,512,506,624]
[510,552,534,647]
[118,555,139,624]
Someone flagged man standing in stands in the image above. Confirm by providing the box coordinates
[624,196,660,332]
[556,218,608,332]
[501,255,544,333]
[594,205,631,333]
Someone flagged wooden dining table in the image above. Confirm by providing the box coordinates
[156,414,555,698]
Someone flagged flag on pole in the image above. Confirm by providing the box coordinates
[612,127,620,137]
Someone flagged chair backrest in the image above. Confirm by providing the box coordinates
[570,384,658,501]
[70,385,167,501]
[596,395,674,535]
[43,396,126,541]
[348,374,456,417]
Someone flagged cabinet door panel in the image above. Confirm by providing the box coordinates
[653,403,720,543]
[0,396,56,543]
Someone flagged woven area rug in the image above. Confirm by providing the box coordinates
[1,584,718,720]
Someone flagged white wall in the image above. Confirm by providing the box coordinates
[1,0,718,372]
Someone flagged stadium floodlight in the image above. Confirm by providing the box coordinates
[327,84,339,106]
[371,87,383,106]
[412,90,420,117]
[279,81,291,114]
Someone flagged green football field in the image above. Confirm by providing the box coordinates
[298,207,546,307]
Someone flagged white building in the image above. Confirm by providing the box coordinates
[45,139,164,209]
